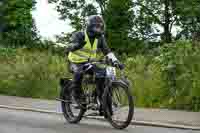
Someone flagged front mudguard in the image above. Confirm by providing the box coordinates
[59,78,72,99]
[59,78,72,88]
[111,78,130,89]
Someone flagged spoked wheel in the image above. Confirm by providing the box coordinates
[103,81,134,129]
[60,80,86,123]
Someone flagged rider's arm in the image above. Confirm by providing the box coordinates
[99,35,124,69]
[99,35,111,55]
[65,32,86,53]
[99,35,118,61]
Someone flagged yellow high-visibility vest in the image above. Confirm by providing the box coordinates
[68,31,98,63]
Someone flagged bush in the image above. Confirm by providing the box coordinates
[124,55,165,108]
[0,47,70,99]
[155,41,200,111]
[122,41,200,111]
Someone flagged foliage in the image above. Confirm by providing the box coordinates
[48,0,98,31]
[1,0,200,112]
[124,55,165,108]
[155,41,200,111]
[174,0,200,40]
[0,47,69,99]
[131,0,200,43]
[104,0,134,53]
[0,0,39,47]
[1,41,200,111]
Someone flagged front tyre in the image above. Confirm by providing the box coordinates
[103,81,134,129]
[60,79,85,123]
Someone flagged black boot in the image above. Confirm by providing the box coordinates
[99,104,104,116]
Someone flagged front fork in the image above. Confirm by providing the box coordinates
[103,78,113,115]
[56,78,72,101]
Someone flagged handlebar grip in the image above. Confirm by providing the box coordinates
[113,61,125,70]
[118,63,125,70]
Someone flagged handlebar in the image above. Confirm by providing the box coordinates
[88,58,125,70]
[77,58,127,80]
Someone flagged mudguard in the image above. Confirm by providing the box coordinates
[59,78,72,89]
[112,78,130,88]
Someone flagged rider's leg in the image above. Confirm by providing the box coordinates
[96,77,113,116]
[72,72,84,101]
[70,62,94,104]
[96,78,105,115]
[69,63,85,104]
[106,90,113,116]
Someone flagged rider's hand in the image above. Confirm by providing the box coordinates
[106,52,118,63]
[118,63,125,70]
[113,61,125,70]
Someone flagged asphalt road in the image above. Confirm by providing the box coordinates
[0,108,199,133]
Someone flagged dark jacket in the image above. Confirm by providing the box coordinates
[66,31,111,55]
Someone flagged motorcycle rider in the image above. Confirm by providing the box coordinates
[65,15,123,115]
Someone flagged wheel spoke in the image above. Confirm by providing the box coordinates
[104,81,134,129]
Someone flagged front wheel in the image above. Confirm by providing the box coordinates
[60,78,86,123]
[103,80,134,129]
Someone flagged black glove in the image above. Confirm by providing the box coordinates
[118,63,125,70]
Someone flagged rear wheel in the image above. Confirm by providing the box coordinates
[60,79,86,123]
[103,81,134,129]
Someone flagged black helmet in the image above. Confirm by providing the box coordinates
[86,15,105,37]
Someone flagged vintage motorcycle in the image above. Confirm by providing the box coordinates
[58,58,134,129]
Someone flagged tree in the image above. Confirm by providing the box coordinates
[0,0,39,47]
[132,0,200,43]
[174,0,200,41]
[49,0,135,53]
[0,0,6,33]
[48,0,105,45]
[131,0,175,43]
[105,0,134,53]
[49,0,200,45]
[49,0,100,31]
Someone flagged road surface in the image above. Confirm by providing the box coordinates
[0,108,199,133]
